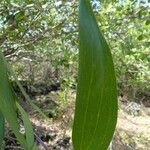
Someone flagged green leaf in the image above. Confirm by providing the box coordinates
[0,112,4,148]
[137,34,143,41]
[15,11,25,21]
[7,63,47,119]
[72,0,118,150]
[145,20,150,25]
[0,50,27,149]
[16,102,37,150]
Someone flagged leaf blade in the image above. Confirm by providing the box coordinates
[72,1,118,150]
[0,50,27,149]
[16,102,36,150]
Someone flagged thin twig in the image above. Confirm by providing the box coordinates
[34,133,50,150]
[5,146,24,150]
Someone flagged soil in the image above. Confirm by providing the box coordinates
[3,88,150,150]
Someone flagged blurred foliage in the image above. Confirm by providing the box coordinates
[96,2,150,98]
[0,0,149,100]
[0,0,78,85]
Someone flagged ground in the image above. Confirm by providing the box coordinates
[3,89,150,150]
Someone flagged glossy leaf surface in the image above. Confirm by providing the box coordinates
[72,0,118,150]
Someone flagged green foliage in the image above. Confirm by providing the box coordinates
[96,3,150,97]
[0,1,149,97]
[0,50,36,149]
[72,0,117,150]
[0,0,149,149]
[0,50,27,148]
[16,102,36,150]
[0,0,78,87]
